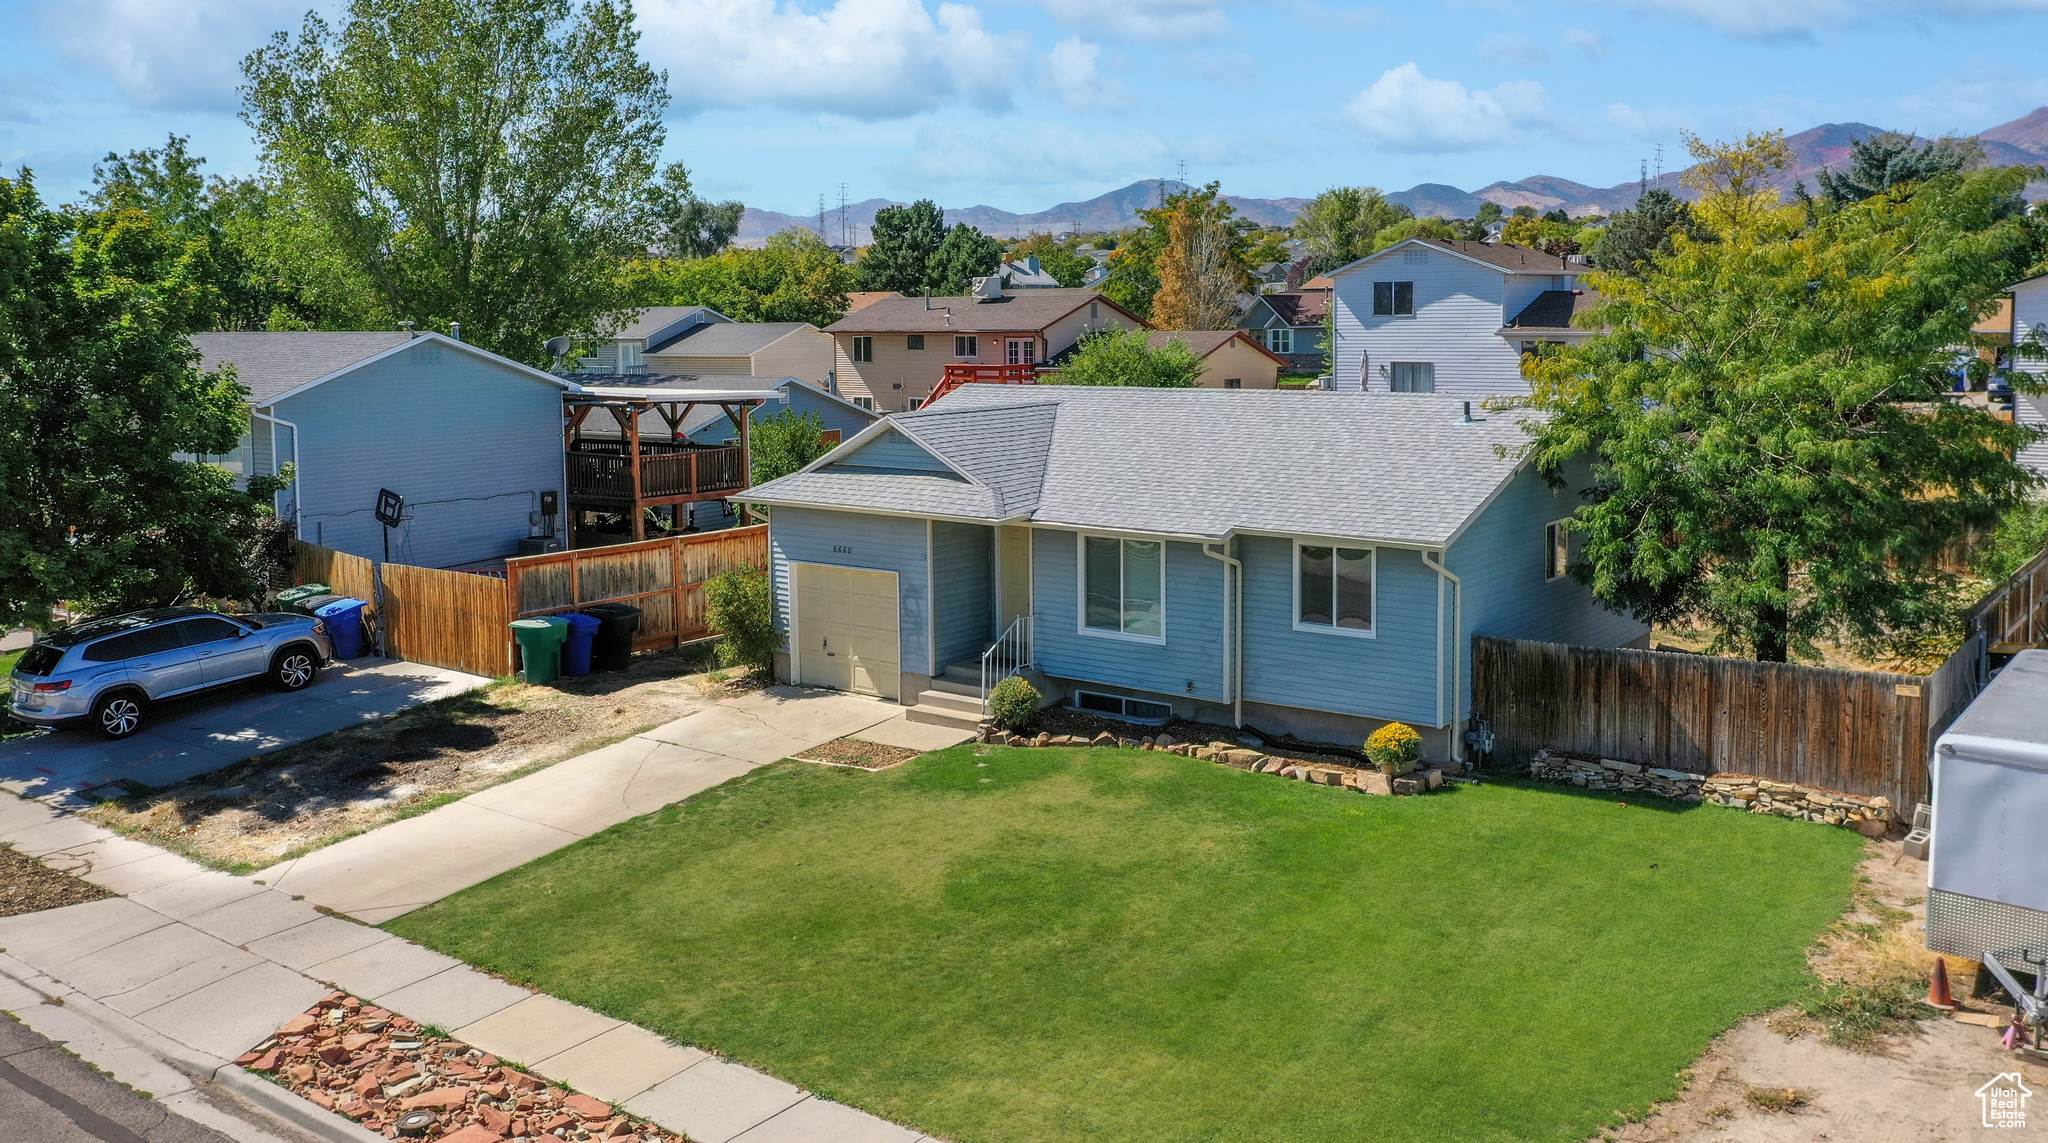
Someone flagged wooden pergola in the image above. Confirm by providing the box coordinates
[562,389,768,545]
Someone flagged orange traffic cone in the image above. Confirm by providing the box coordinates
[1925,956,1959,1011]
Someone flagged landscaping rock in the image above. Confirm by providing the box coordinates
[1423,768,1443,791]
[1534,750,1897,834]
[1154,733,1177,747]
[1355,770,1393,795]
[1008,734,1028,746]
[1033,733,1052,747]
[1219,749,1263,769]
[1092,732,1117,747]
[1392,777,1423,795]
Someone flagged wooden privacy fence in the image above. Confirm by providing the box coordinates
[381,562,513,678]
[1473,634,1984,811]
[506,526,769,655]
[291,541,375,605]
[1972,546,2048,651]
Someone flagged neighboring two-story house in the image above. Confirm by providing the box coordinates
[581,306,835,387]
[1326,239,1597,397]
[2008,273,2048,474]
[823,286,1144,413]
[1239,282,1331,375]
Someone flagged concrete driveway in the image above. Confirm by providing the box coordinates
[263,685,967,924]
[0,658,489,803]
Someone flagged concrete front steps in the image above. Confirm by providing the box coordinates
[905,664,985,730]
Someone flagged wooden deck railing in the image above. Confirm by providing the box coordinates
[567,444,747,501]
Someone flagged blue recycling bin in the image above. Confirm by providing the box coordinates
[559,612,601,677]
[314,597,369,659]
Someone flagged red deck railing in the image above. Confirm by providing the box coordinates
[929,363,1042,406]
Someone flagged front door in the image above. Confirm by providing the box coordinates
[999,526,1032,631]
[795,564,901,700]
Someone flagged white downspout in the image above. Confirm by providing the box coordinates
[1202,540,1243,728]
[1425,550,1465,766]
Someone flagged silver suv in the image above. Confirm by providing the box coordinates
[8,607,334,739]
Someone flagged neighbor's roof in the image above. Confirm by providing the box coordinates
[1504,288,1604,332]
[1326,238,1591,281]
[616,306,728,343]
[1257,290,1330,327]
[572,375,881,433]
[844,291,901,311]
[740,385,1539,546]
[647,322,813,358]
[824,288,1134,335]
[190,331,569,405]
[1145,330,1290,366]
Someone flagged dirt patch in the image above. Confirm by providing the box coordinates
[1598,839,2044,1142]
[798,737,924,770]
[0,845,112,917]
[241,992,690,1141]
[81,650,747,873]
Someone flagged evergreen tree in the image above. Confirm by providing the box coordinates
[854,199,946,293]
[1815,132,1982,206]
[927,223,1004,294]
[1595,188,1703,277]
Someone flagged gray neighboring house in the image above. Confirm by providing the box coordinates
[579,306,836,387]
[191,331,571,569]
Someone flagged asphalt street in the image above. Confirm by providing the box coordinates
[0,1010,236,1143]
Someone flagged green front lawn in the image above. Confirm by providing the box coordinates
[387,747,1863,1143]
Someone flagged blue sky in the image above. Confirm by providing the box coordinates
[6,0,2048,216]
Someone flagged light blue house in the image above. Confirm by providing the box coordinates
[734,385,1647,759]
[190,331,572,569]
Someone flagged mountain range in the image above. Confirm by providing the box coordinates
[736,107,2048,245]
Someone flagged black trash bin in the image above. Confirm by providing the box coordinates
[295,593,345,617]
[580,603,642,671]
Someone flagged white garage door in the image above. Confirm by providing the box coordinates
[795,564,900,700]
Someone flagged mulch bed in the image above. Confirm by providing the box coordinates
[0,844,112,919]
[796,737,924,770]
[1023,707,1367,769]
[241,992,688,1142]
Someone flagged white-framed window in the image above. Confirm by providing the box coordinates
[1545,519,1571,581]
[1389,362,1434,392]
[1006,338,1037,365]
[1079,534,1165,642]
[1294,541,1374,636]
[907,334,925,350]
[1372,281,1415,317]
[848,395,875,411]
[954,334,978,358]
[1075,691,1175,724]
[1267,327,1293,354]
[1224,378,1242,389]
[849,335,873,363]
[910,398,926,411]
[620,343,643,372]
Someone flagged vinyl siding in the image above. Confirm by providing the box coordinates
[751,327,835,386]
[1030,529,1228,704]
[1040,300,1140,357]
[273,340,565,569]
[827,427,952,472]
[834,334,948,412]
[1446,458,1650,717]
[646,353,752,375]
[2010,280,2048,475]
[768,506,931,676]
[1238,536,1444,726]
[685,385,875,447]
[1330,246,1528,398]
[932,521,994,668]
[1195,340,1283,389]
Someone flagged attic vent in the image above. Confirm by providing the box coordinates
[1402,250,1428,265]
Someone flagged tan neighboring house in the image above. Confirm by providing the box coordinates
[823,286,1143,412]
[582,306,834,387]
[1144,330,1290,388]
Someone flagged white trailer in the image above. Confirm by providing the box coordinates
[1928,649,2048,982]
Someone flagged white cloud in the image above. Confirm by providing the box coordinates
[1478,34,1550,65]
[1605,102,1691,140]
[1041,36,1133,111]
[36,0,313,110]
[1025,0,1239,42]
[1895,67,2048,130]
[1188,51,1261,89]
[642,0,1023,118]
[1344,63,1554,152]
[1562,27,1607,59]
[905,122,1173,185]
[1598,0,2048,40]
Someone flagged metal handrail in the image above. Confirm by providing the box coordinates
[980,615,1033,712]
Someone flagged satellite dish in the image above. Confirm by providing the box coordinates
[545,336,573,358]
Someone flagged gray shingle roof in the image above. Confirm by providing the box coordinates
[896,403,1056,518]
[1330,238,1593,280]
[741,385,1540,546]
[1506,288,1604,331]
[190,332,413,404]
[617,306,727,342]
[650,322,811,358]
[824,289,1116,335]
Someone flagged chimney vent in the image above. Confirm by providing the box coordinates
[450,321,462,342]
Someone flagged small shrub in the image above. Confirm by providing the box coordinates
[705,566,776,677]
[1364,722,1422,774]
[987,675,1040,731]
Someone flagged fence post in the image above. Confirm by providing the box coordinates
[671,537,684,650]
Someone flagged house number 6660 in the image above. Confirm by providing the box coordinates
[832,545,853,554]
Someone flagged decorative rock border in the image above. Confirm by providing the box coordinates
[1528,748,1896,836]
[973,725,1448,795]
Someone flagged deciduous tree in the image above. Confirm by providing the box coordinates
[626,228,852,326]
[1153,183,1252,330]
[1046,328,1203,387]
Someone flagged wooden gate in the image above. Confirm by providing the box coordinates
[291,541,375,605]
[381,562,513,678]
[505,526,767,651]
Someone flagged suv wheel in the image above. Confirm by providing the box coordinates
[271,646,318,691]
[92,691,145,739]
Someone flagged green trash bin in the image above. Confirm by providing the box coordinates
[509,616,570,685]
[277,584,328,612]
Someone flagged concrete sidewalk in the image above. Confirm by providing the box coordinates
[0,802,940,1143]
[262,684,963,924]
[0,658,488,802]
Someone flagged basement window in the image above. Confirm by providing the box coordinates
[1075,691,1174,725]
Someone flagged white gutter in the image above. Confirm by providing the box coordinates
[1202,541,1243,728]
[1423,549,1465,766]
